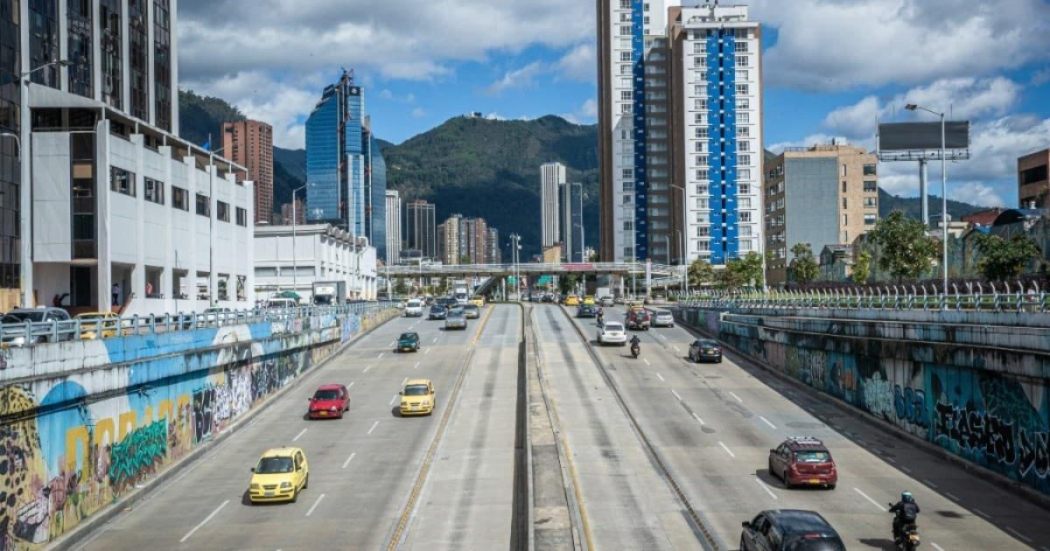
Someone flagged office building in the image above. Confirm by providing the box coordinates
[368,133,388,262]
[223,120,274,224]
[280,198,305,225]
[540,162,566,248]
[385,190,402,265]
[438,214,462,265]
[459,217,490,264]
[488,227,501,264]
[405,199,437,260]
[254,224,377,302]
[561,182,585,262]
[764,144,879,286]
[1019,148,1050,208]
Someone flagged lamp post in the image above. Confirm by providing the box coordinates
[670,184,690,297]
[905,104,949,294]
[290,183,313,299]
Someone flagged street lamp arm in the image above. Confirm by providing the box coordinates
[20,59,72,79]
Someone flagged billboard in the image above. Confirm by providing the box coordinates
[878,121,970,151]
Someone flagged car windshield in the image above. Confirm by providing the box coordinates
[699,341,718,348]
[256,456,294,474]
[2,312,45,323]
[795,450,831,463]
[431,306,443,312]
[407,301,421,307]
[604,323,623,331]
[313,389,340,400]
[404,385,429,396]
[448,311,464,318]
[399,333,416,341]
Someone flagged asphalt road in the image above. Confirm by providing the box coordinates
[77,306,505,551]
[558,303,1050,551]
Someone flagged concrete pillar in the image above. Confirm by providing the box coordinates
[96,120,113,311]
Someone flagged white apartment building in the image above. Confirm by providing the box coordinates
[540,162,566,249]
[385,190,401,265]
[254,224,378,303]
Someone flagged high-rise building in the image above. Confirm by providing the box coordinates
[438,214,462,265]
[223,120,274,224]
[764,144,879,286]
[405,200,437,260]
[561,182,585,262]
[281,198,306,226]
[385,190,402,265]
[1018,148,1050,208]
[368,134,388,262]
[540,162,566,248]
[488,227,501,264]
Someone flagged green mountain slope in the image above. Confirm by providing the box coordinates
[178,90,245,146]
[877,189,985,220]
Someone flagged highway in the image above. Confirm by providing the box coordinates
[77,305,519,551]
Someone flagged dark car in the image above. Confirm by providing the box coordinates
[576,304,597,318]
[307,384,350,419]
[428,306,447,320]
[438,298,457,310]
[768,437,838,489]
[397,332,420,353]
[688,339,723,363]
[741,510,846,551]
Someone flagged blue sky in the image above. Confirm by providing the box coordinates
[179,0,1050,208]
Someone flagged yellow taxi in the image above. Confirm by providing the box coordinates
[249,447,309,503]
[470,296,485,308]
[583,296,596,306]
[565,296,580,307]
[74,312,123,340]
[400,379,436,416]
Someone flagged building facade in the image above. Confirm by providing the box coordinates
[488,227,501,264]
[561,182,585,262]
[368,134,387,262]
[280,197,305,225]
[405,199,437,260]
[223,119,273,224]
[437,214,461,265]
[254,224,377,302]
[385,190,401,265]
[1018,148,1049,208]
[764,144,879,286]
[540,162,565,249]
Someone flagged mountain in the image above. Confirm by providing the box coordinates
[178,90,245,147]
[878,189,985,221]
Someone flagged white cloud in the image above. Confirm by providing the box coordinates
[411,107,426,118]
[555,43,596,82]
[485,62,546,95]
[952,182,1006,208]
[579,98,597,118]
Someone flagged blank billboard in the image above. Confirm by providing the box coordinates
[879,121,970,151]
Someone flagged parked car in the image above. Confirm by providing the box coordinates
[651,311,675,328]
[688,339,723,363]
[445,309,468,330]
[248,447,309,504]
[1,307,73,348]
[740,510,845,551]
[463,304,480,319]
[397,332,421,352]
[428,305,448,320]
[768,437,838,489]
[404,299,424,317]
[266,297,299,309]
[625,307,651,331]
[400,379,436,416]
[307,384,350,419]
[74,312,123,340]
[576,304,598,318]
[597,322,627,346]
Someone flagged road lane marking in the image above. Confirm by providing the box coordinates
[402,377,408,385]
[390,394,399,405]
[671,390,683,401]
[673,346,681,353]
[413,361,420,369]
[368,421,379,435]
[944,492,959,501]
[180,500,229,543]
[692,412,705,425]
[756,478,778,500]
[378,353,385,359]
[718,442,736,458]
[759,416,777,429]
[292,428,307,442]
[364,365,372,373]
[425,348,431,355]
[885,456,896,463]
[853,487,885,511]
[341,453,357,469]
[305,494,326,517]
[433,337,439,343]
[656,372,665,382]
[930,544,945,551]
[923,478,939,489]
[1007,527,1033,543]
[729,391,743,403]
[973,508,991,519]
[389,340,395,347]
[901,466,913,474]
[643,358,651,366]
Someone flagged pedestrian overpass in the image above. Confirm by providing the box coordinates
[379,262,688,294]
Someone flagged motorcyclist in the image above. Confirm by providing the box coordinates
[597,307,604,325]
[889,491,920,542]
[630,335,641,355]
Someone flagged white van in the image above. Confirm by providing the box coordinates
[404,299,424,317]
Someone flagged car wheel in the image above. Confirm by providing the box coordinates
[783,471,792,489]
[827,484,836,490]
[290,488,298,503]
[740,535,748,551]
[716,358,723,364]
[304,473,309,489]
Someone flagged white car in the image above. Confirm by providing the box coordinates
[652,311,675,328]
[404,299,424,317]
[597,322,627,346]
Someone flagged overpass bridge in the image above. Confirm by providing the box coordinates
[379,262,683,280]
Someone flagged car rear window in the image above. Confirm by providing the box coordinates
[605,323,623,331]
[786,536,846,551]
[795,450,831,463]
[400,333,416,340]
[3,312,45,323]
[407,300,421,307]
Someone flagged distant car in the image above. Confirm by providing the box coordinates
[74,312,122,340]
[565,296,580,307]
[249,447,309,504]
[445,309,468,330]
[625,307,651,331]
[576,304,597,318]
[768,437,838,489]
[400,379,436,416]
[583,296,596,306]
[1,307,73,348]
[651,311,675,328]
[428,306,447,320]
[266,298,299,309]
[438,298,457,310]
[597,322,627,346]
[404,300,424,317]
[600,296,615,307]
[740,510,845,551]
[397,332,421,352]
[463,304,480,319]
[688,339,722,363]
[470,297,485,307]
[307,384,350,419]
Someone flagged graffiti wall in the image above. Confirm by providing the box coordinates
[683,307,1050,498]
[0,307,396,549]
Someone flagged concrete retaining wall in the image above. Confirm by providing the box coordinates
[678,307,1050,498]
[0,307,398,548]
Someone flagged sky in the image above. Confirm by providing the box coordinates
[178,0,1050,209]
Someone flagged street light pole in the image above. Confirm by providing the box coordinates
[905,104,950,293]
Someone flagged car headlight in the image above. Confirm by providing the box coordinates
[401,401,409,407]
[422,401,430,407]
[280,482,292,489]
[329,406,338,412]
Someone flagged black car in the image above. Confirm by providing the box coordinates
[741,510,845,551]
[397,332,421,353]
[576,304,597,318]
[438,298,457,310]
[428,306,447,320]
[689,339,723,363]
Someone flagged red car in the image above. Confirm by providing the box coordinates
[768,437,838,489]
[307,384,350,419]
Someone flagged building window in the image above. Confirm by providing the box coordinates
[172,185,189,211]
[696,98,708,110]
[217,201,230,222]
[739,169,751,180]
[696,169,709,181]
[621,103,632,114]
[863,164,877,176]
[620,90,632,101]
[842,197,848,209]
[738,141,750,152]
[736,84,748,96]
[864,214,877,225]
[144,177,164,204]
[740,211,752,222]
[695,141,706,153]
[622,168,633,179]
[696,226,709,237]
[619,25,631,36]
[196,193,210,217]
[740,197,752,209]
[842,214,848,225]
[737,98,750,109]
[620,51,632,62]
[68,0,94,98]
[128,0,149,120]
[738,126,750,138]
[842,181,847,193]
[736,56,748,67]
[864,180,877,192]
[696,155,709,166]
[739,184,750,195]
[696,127,709,139]
[864,197,877,208]
[110,166,136,196]
[739,155,752,166]
[740,225,752,237]
[841,164,847,177]
[739,112,749,124]
[100,0,123,109]
[696,184,709,195]
[154,0,172,131]
[735,41,748,53]
[236,207,248,226]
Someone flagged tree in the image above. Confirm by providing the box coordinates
[789,243,819,285]
[459,255,473,265]
[588,251,600,262]
[974,233,1042,281]
[688,259,715,287]
[852,251,872,285]
[558,274,580,294]
[719,252,765,290]
[393,278,408,296]
[867,211,938,282]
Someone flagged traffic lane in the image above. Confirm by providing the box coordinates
[404,305,520,550]
[79,313,476,551]
[534,306,701,551]
[579,310,1036,550]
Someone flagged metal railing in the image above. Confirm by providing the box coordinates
[0,301,399,348]
[674,281,1050,313]
[379,262,682,278]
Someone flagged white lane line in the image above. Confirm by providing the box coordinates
[656,372,665,382]
[692,412,705,425]
[305,494,326,517]
[643,358,651,366]
[378,352,385,359]
[973,508,991,519]
[756,478,778,500]
[413,361,420,369]
[671,390,683,401]
[425,348,432,355]
[401,377,408,385]
[292,428,307,442]
[368,421,379,435]
[901,466,913,474]
[433,337,438,343]
[180,500,229,543]
[853,487,885,511]
[759,416,777,429]
[886,456,897,464]
[1007,527,1033,543]
[363,365,372,373]
[389,393,399,406]
[930,544,945,551]
[673,346,681,353]
[389,340,395,347]
[718,442,736,458]
[923,478,939,489]
[944,492,959,501]
[341,453,357,469]
[729,391,743,403]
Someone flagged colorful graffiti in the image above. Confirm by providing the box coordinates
[896,385,928,428]
[108,420,167,493]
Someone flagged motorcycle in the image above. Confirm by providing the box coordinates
[888,504,921,550]
[630,342,640,359]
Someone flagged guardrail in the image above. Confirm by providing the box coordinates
[0,301,399,348]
